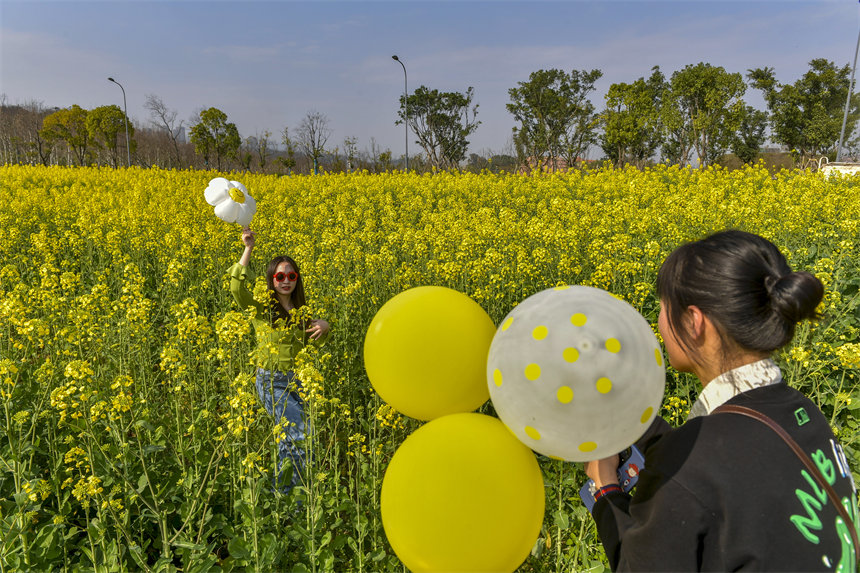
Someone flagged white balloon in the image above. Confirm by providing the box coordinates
[204,178,256,225]
[204,177,231,206]
[213,199,240,223]
[234,203,254,227]
[487,286,665,462]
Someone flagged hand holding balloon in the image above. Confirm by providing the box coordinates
[238,228,256,267]
[241,227,256,248]
[584,454,621,488]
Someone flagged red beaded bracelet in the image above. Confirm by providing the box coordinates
[593,483,622,501]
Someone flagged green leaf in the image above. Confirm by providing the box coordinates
[317,529,332,549]
[33,527,60,560]
[227,536,251,560]
[319,548,335,570]
[87,518,105,542]
[135,419,156,433]
[330,534,348,551]
[128,544,148,571]
[186,554,219,573]
[173,540,208,551]
[554,510,570,529]
[153,556,179,572]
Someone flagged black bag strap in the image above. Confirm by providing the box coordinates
[713,403,859,561]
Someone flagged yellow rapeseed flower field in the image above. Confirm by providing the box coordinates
[1,164,858,571]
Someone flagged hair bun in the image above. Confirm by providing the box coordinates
[768,271,824,323]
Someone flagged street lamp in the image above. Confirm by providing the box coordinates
[107,77,131,167]
[837,22,860,162]
[392,55,409,171]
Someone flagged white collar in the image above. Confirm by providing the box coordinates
[687,358,782,419]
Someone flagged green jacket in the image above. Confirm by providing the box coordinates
[227,263,328,372]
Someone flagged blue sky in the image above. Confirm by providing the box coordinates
[1,0,858,158]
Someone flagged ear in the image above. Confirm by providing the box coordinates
[684,305,709,341]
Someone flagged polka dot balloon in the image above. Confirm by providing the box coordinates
[487,285,665,462]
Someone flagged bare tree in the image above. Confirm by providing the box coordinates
[343,136,358,172]
[0,99,56,165]
[144,94,184,168]
[252,130,272,171]
[368,137,394,173]
[277,126,298,175]
[296,110,331,174]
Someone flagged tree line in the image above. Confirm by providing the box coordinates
[1,59,857,174]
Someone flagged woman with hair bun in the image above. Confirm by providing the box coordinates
[585,230,858,571]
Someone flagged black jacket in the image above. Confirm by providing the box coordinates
[593,383,858,572]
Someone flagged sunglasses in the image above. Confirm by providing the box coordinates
[274,271,298,283]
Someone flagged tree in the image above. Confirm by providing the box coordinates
[667,63,746,167]
[40,105,91,166]
[254,131,272,171]
[507,68,602,172]
[0,100,55,165]
[86,104,134,167]
[343,136,358,172]
[189,107,241,171]
[144,94,184,168]
[397,85,480,170]
[368,137,393,173]
[601,67,666,167]
[660,97,695,167]
[277,127,297,175]
[748,58,860,163]
[731,105,769,164]
[296,111,331,174]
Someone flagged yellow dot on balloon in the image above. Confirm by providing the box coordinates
[605,338,621,353]
[532,325,548,340]
[557,386,574,404]
[655,348,663,366]
[571,313,587,327]
[640,406,654,424]
[562,347,579,363]
[524,363,541,381]
[553,285,570,291]
[493,369,503,387]
[578,441,597,453]
[501,317,514,331]
[596,377,612,394]
[525,426,541,440]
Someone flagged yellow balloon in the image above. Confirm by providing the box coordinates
[381,413,545,573]
[364,286,496,420]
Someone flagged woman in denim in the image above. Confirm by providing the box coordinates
[228,228,330,493]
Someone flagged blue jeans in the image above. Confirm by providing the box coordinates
[255,369,306,493]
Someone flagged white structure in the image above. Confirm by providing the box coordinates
[819,158,860,177]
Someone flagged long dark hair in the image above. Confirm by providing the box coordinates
[657,230,823,361]
[265,255,307,326]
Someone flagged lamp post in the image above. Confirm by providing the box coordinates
[837,22,860,162]
[107,77,131,167]
[391,55,409,171]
